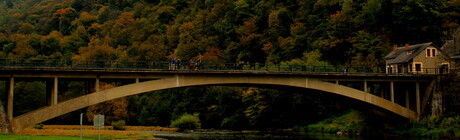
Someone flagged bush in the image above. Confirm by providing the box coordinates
[306,110,365,134]
[393,115,460,138]
[33,123,44,129]
[111,120,126,130]
[170,113,201,132]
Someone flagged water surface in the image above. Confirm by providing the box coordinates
[148,130,435,140]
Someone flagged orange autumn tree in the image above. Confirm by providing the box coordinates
[200,47,226,63]
[86,83,129,124]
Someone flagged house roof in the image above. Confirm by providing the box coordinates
[383,42,434,65]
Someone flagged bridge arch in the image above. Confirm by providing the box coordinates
[11,74,417,132]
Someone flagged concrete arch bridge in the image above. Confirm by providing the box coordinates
[0,67,438,133]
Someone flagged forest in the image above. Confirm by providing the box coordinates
[1,0,460,131]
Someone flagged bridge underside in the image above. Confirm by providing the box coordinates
[6,74,423,133]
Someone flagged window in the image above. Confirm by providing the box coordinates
[415,63,422,71]
[387,67,393,73]
[426,48,437,57]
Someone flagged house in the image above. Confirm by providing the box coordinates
[441,40,460,68]
[384,42,450,74]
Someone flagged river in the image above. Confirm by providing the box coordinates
[147,130,436,140]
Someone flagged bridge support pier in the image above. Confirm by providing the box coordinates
[95,76,100,92]
[46,77,58,106]
[364,80,368,93]
[53,77,58,105]
[7,76,13,124]
[416,81,420,114]
[390,81,394,103]
[405,89,410,108]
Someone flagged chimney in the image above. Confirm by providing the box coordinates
[405,43,410,50]
[393,45,398,50]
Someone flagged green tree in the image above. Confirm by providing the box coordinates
[13,81,46,117]
[18,22,35,34]
[170,113,201,131]
[391,0,445,44]
[348,31,386,66]
[40,33,61,56]
[51,8,78,35]
[137,90,174,126]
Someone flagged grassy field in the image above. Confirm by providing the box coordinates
[0,135,93,140]
[5,125,177,140]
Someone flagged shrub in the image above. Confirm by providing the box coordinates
[306,110,365,134]
[111,120,126,130]
[33,123,44,129]
[170,113,201,132]
[393,115,460,138]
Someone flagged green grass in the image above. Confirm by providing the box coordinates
[0,134,154,140]
[0,134,94,140]
[305,110,365,133]
[84,133,152,140]
[392,114,460,138]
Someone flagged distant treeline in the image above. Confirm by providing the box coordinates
[0,0,459,66]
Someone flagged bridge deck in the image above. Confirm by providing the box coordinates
[0,67,436,81]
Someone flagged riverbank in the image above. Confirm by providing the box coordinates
[301,110,460,139]
[12,125,176,140]
[392,115,460,138]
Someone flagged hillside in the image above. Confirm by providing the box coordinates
[1,0,459,66]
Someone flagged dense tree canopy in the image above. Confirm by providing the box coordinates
[0,0,458,65]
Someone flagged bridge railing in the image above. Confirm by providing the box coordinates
[0,58,446,75]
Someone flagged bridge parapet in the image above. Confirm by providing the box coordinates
[0,58,448,75]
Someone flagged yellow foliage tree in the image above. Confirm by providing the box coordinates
[86,83,129,124]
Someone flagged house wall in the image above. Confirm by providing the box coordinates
[386,64,409,73]
[412,46,449,74]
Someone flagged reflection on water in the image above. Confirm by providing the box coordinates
[149,131,436,140]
